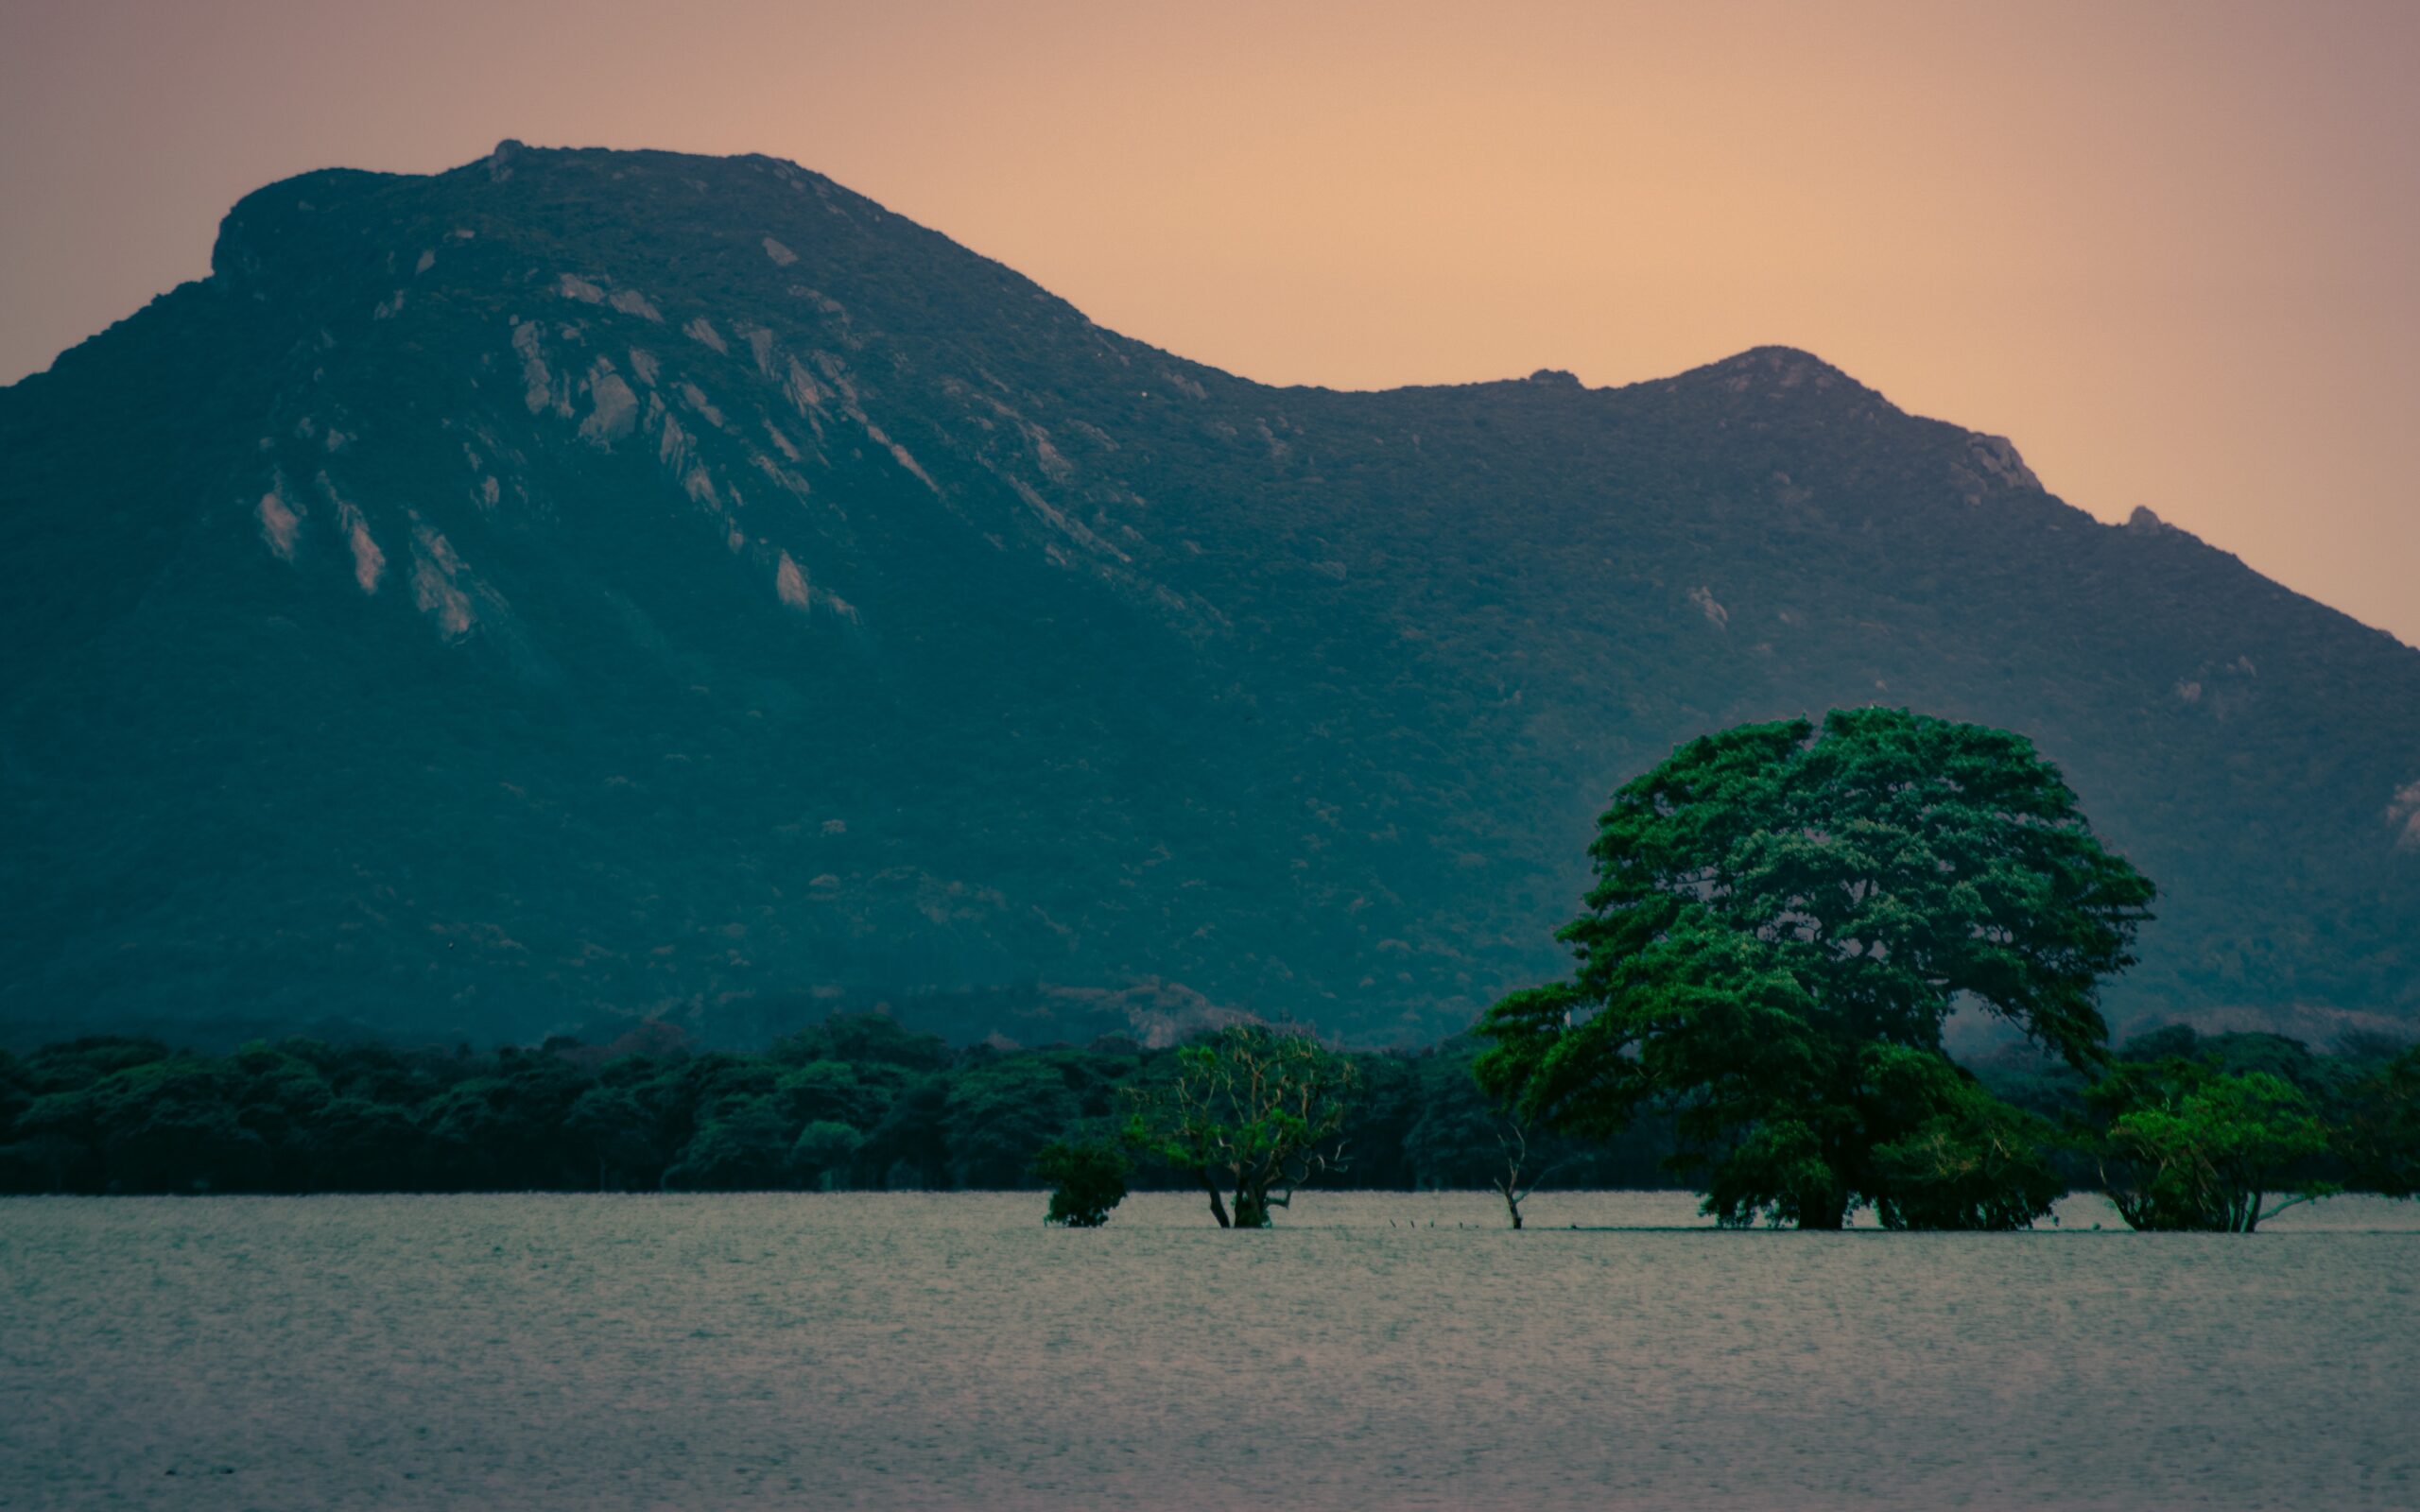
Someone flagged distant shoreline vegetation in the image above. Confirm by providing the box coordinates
[0,1015,1674,1203]
[0,1015,2410,1228]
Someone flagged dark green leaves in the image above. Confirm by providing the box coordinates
[1122,1025,1357,1228]
[1481,708,2154,1228]
[1034,1139,1130,1227]
[2086,1058,2334,1231]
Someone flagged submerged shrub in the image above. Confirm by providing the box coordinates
[1034,1138,1129,1227]
[2090,1067,2331,1231]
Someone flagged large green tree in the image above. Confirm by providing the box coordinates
[1478,708,2153,1228]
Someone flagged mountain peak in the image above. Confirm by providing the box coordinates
[5,147,2417,1048]
[1701,344,1862,390]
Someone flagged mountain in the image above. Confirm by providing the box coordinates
[3,140,2415,1049]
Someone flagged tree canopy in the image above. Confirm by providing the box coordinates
[1122,1025,1357,1228]
[1478,708,2156,1228]
[1034,1139,1130,1227]
[2085,1057,2334,1231]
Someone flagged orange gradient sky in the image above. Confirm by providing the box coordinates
[4,0,2415,642]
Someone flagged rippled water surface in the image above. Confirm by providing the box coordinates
[4,1191,2414,1509]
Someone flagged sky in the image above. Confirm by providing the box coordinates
[3,0,2415,644]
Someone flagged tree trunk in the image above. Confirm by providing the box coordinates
[1497,1178,1526,1229]
[1201,1176,1232,1228]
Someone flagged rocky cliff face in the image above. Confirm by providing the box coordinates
[3,142,2415,1047]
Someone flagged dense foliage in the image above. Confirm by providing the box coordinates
[1033,1138,1131,1227]
[2339,1042,2420,1197]
[1121,1024,1357,1228]
[2085,1063,2330,1232]
[1,1016,2405,1229]
[1478,710,2153,1228]
[2061,1024,2420,1230]
[0,1018,1680,1200]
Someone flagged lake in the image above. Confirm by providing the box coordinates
[3,1191,2414,1509]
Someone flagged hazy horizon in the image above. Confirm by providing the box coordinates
[4,0,2415,643]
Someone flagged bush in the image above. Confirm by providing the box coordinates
[1034,1138,1128,1227]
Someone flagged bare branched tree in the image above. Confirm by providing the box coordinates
[1492,1116,1569,1230]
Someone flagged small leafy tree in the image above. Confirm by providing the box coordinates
[1124,1024,1356,1228]
[2088,1062,2332,1231]
[1478,709,2152,1228]
[1033,1138,1130,1227]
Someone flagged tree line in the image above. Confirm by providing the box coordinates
[0,1015,1674,1200]
[0,1013,2408,1227]
[4,708,2413,1229]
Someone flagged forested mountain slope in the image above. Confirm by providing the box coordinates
[4,141,2414,1046]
